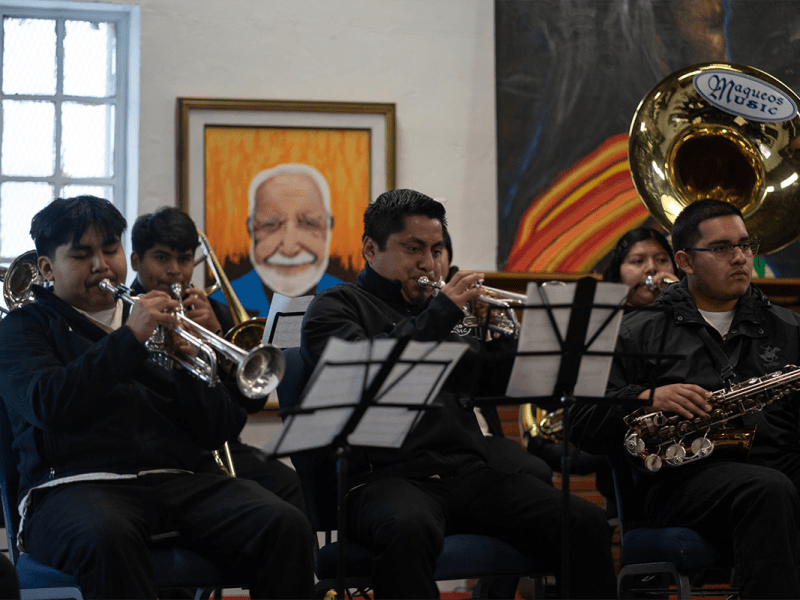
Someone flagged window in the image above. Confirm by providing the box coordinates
[0,0,139,263]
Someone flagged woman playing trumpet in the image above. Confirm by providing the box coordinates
[602,227,680,307]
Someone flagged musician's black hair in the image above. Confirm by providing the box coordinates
[131,207,199,257]
[671,199,744,253]
[31,196,126,259]
[363,189,447,250]
[602,227,677,283]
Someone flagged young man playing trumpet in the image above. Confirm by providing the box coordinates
[130,206,306,511]
[0,196,315,599]
[300,189,616,599]
[571,199,800,598]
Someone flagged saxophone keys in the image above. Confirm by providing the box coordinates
[665,443,686,464]
[625,434,644,457]
[690,437,714,458]
[644,454,663,472]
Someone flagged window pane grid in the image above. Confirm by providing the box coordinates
[0,7,125,263]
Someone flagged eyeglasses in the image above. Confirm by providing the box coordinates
[247,213,333,237]
[682,240,760,260]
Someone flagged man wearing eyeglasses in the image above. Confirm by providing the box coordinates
[571,198,800,598]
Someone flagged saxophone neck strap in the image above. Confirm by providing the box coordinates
[697,326,742,386]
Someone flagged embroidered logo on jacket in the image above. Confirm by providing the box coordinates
[759,343,781,367]
[452,322,473,337]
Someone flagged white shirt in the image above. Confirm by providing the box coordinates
[698,308,736,339]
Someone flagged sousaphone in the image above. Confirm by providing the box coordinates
[629,62,800,254]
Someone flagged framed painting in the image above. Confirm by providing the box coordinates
[176,98,396,317]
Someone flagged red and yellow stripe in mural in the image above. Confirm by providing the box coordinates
[506,134,649,273]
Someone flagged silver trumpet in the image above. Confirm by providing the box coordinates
[644,275,678,293]
[418,276,526,337]
[99,279,285,399]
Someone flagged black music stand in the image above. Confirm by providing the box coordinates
[266,336,466,598]
[474,277,637,598]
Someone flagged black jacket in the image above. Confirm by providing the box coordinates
[570,280,800,470]
[300,263,515,483]
[0,286,247,501]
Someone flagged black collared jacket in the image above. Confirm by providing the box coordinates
[570,279,800,467]
[300,263,516,484]
[0,286,247,501]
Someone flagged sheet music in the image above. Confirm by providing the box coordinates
[349,341,467,448]
[266,337,467,454]
[263,408,353,454]
[506,281,628,398]
[263,293,314,348]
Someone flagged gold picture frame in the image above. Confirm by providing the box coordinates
[175,98,396,315]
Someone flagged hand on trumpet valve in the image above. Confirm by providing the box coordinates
[182,286,223,335]
[124,290,181,345]
[440,270,485,310]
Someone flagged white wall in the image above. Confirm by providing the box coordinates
[102,0,498,271]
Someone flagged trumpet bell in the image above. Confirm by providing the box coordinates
[629,62,800,255]
[236,343,286,399]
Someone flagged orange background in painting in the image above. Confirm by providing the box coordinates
[204,125,371,280]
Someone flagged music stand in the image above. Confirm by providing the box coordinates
[262,293,314,348]
[475,277,633,598]
[265,336,467,598]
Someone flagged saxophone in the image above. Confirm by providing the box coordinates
[624,365,800,472]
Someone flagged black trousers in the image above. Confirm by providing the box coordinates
[198,440,307,513]
[646,459,800,599]
[484,435,553,484]
[23,472,316,599]
[346,464,617,599]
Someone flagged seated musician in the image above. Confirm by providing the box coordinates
[602,226,680,307]
[130,206,305,511]
[0,196,315,599]
[300,189,616,599]
[570,199,800,598]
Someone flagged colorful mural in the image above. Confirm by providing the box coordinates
[496,0,800,276]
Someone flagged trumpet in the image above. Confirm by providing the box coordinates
[418,276,526,337]
[644,275,678,293]
[99,279,285,400]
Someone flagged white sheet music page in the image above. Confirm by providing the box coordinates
[262,293,314,348]
[264,338,467,454]
[506,281,628,399]
[349,341,467,448]
[263,338,395,455]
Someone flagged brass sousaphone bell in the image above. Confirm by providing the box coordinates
[629,62,800,254]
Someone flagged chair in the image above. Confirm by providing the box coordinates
[0,400,238,600]
[609,453,737,599]
[276,346,553,598]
